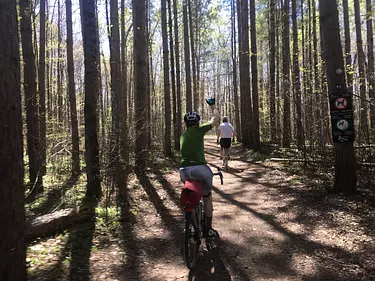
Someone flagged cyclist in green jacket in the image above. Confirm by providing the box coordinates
[179,98,220,238]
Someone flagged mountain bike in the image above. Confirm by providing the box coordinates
[182,168,223,269]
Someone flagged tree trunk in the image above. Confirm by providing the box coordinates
[183,0,192,112]
[238,0,253,147]
[282,0,291,147]
[250,0,260,150]
[173,0,182,150]
[25,208,94,242]
[292,0,303,147]
[342,0,352,90]
[188,0,198,111]
[133,0,149,172]
[0,2,26,279]
[269,0,277,143]
[231,0,241,140]
[66,0,80,177]
[319,0,357,195]
[20,0,43,195]
[366,0,375,129]
[109,0,124,185]
[121,0,129,167]
[168,0,177,151]
[162,0,172,157]
[39,0,47,177]
[354,0,369,143]
[80,0,102,198]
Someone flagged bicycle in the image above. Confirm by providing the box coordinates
[182,168,224,269]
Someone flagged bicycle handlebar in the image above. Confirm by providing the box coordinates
[213,168,224,185]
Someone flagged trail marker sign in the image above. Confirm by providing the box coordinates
[329,85,355,143]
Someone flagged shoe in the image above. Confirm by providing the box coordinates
[207,228,218,239]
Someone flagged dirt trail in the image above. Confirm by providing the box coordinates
[29,136,375,281]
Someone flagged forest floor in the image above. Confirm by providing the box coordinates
[27,136,375,281]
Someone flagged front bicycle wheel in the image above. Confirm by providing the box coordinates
[183,212,199,269]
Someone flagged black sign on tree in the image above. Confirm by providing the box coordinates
[329,84,355,143]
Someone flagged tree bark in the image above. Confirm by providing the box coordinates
[162,0,173,157]
[342,0,352,90]
[25,208,94,242]
[39,0,47,177]
[109,0,124,185]
[250,0,260,150]
[0,2,26,279]
[173,0,182,150]
[292,0,303,147]
[80,0,102,198]
[168,0,177,151]
[133,0,149,172]
[66,0,80,177]
[354,0,369,142]
[282,0,291,147]
[20,0,43,195]
[231,0,241,141]
[366,0,375,129]
[183,0,193,112]
[269,0,277,143]
[319,0,357,195]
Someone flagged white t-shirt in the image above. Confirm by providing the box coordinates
[218,122,235,138]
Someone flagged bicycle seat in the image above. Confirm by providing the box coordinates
[180,180,204,211]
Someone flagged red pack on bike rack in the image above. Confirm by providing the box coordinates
[180,180,204,212]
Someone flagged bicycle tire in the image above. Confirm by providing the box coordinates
[183,212,199,269]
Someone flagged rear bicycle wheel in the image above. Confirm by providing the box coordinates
[183,212,199,269]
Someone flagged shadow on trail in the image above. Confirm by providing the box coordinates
[29,175,79,216]
[187,248,231,281]
[213,185,371,280]
[119,175,141,281]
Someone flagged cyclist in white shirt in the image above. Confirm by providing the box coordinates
[217,116,236,160]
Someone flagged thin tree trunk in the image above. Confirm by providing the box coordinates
[39,0,47,177]
[168,0,177,151]
[269,0,277,142]
[343,0,352,90]
[250,0,260,149]
[109,0,123,185]
[282,0,291,147]
[121,0,129,166]
[354,0,369,142]
[162,0,172,156]
[188,0,198,111]
[183,0,193,112]
[80,0,102,198]
[292,0,303,147]
[366,0,375,129]
[133,0,149,172]
[66,0,80,177]
[20,0,43,195]
[173,0,182,150]
[232,0,241,140]
[0,2,26,279]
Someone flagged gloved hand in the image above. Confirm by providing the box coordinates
[205,97,215,106]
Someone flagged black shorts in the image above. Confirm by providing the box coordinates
[220,138,232,148]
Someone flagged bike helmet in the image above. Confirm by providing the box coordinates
[184,112,201,125]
